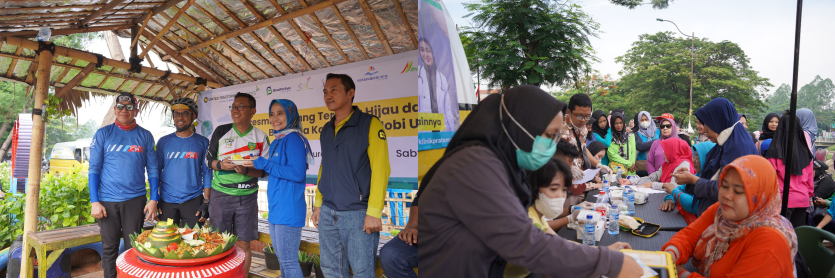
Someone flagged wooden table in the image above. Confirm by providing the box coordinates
[23,222,155,278]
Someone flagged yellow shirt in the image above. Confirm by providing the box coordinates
[314,110,391,218]
[504,207,551,278]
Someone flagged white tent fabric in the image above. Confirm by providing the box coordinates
[441,1,477,109]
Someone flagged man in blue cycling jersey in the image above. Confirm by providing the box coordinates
[88,93,159,278]
[156,97,212,228]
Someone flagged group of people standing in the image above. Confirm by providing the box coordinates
[418,85,822,277]
[89,73,396,278]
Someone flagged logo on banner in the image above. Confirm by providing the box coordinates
[298,77,317,91]
[267,86,292,95]
[358,65,388,83]
[365,66,379,76]
[204,97,209,103]
[401,61,417,73]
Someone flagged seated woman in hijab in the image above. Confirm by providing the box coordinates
[417,85,642,278]
[669,98,758,217]
[620,138,693,190]
[634,111,659,176]
[757,113,779,151]
[647,114,680,174]
[764,114,815,228]
[588,110,611,164]
[607,112,637,175]
[662,155,798,278]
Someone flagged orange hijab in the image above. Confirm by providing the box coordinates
[693,155,798,276]
[659,138,695,183]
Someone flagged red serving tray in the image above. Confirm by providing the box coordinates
[134,247,235,267]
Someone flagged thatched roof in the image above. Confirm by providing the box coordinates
[0,0,417,113]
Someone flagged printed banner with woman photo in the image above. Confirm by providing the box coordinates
[418,0,460,151]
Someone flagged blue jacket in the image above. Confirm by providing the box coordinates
[89,124,159,202]
[635,129,659,161]
[253,132,308,227]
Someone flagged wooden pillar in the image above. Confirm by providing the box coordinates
[21,41,52,278]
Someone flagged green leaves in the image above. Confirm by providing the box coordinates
[461,0,599,89]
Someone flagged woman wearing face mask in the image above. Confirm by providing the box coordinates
[662,155,797,278]
[670,98,758,217]
[634,111,660,176]
[607,112,637,175]
[417,85,642,278]
[757,113,779,152]
[764,114,815,228]
[647,114,680,174]
[505,158,587,277]
[241,99,314,278]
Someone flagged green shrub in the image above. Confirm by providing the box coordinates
[0,193,25,249]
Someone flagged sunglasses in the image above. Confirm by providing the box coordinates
[115,104,135,111]
[660,124,673,130]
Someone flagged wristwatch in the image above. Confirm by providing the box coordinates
[216,160,221,170]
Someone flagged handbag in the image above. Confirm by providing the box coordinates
[634,160,648,172]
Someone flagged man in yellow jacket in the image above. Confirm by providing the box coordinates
[313,73,391,278]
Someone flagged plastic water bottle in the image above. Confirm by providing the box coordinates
[617,167,623,180]
[627,188,636,215]
[608,204,619,235]
[37,27,51,42]
[602,178,610,195]
[596,190,608,204]
[583,215,596,246]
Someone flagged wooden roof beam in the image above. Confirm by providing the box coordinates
[357,0,393,55]
[130,0,185,25]
[162,8,272,79]
[139,28,229,87]
[53,58,78,83]
[331,5,369,60]
[0,24,133,38]
[392,0,417,48]
[139,0,195,59]
[0,36,222,88]
[261,0,331,68]
[148,17,254,83]
[5,45,23,79]
[292,0,351,64]
[178,0,346,55]
[77,0,128,27]
[190,1,285,77]
[55,61,97,99]
[2,3,159,13]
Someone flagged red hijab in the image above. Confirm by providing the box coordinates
[660,138,695,183]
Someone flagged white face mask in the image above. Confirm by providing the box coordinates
[534,193,565,220]
[640,121,651,129]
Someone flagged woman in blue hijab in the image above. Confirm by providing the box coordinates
[670,98,758,217]
[243,99,315,278]
[797,108,817,151]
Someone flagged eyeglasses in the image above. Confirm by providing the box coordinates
[571,112,592,121]
[115,104,135,111]
[229,105,253,111]
[660,124,673,130]
[173,111,193,118]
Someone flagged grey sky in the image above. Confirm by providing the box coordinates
[444,0,835,95]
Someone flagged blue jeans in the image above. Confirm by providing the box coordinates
[270,224,303,278]
[379,236,418,278]
[318,205,380,278]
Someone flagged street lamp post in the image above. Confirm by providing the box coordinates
[657,18,695,134]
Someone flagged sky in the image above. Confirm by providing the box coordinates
[443,0,835,95]
[76,36,178,138]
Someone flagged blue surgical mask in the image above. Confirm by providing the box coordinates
[499,93,559,171]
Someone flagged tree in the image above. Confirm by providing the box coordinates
[615,32,772,129]
[552,72,626,113]
[751,76,835,133]
[461,0,599,91]
[609,0,673,9]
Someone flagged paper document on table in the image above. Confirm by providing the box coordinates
[632,187,666,194]
[572,168,601,184]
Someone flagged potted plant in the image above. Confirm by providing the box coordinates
[312,254,324,278]
[263,245,280,270]
[299,251,314,277]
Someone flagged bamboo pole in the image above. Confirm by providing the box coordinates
[21,41,52,279]
[260,0,331,67]
[357,0,393,55]
[138,28,229,86]
[1,3,158,13]
[391,0,417,48]
[179,0,345,55]
[78,0,128,27]
[293,0,351,63]
[5,46,23,78]
[130,0,185,25]
[130,13,152,52]
[0,24,133,38]
[139,0,195,59]
[1,36,222,88]
[331,5,369,60]
[55,61,97,99]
